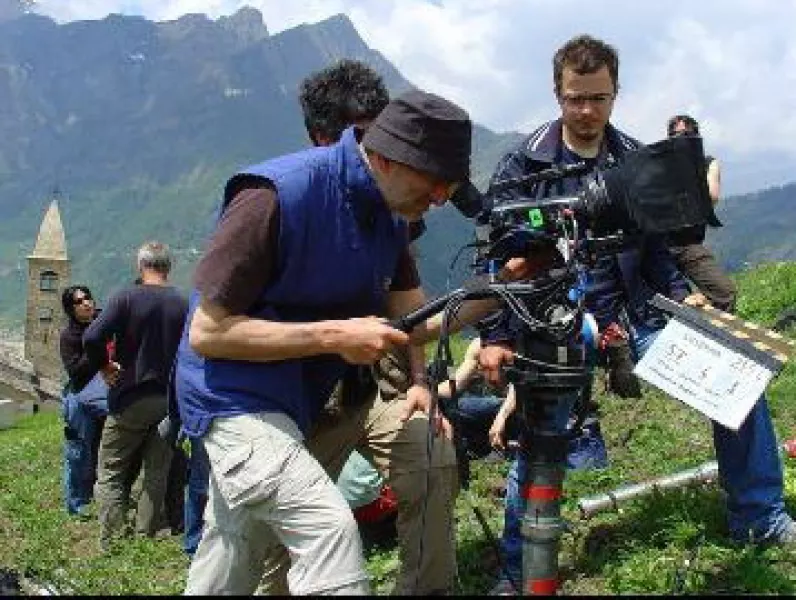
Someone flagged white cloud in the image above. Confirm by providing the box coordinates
[33,0,796,191]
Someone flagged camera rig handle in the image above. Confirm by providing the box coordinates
[487,162,591,195]
[389,289,464,333]
[388,280,561,334]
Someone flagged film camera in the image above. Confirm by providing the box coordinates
[449,133,721,272]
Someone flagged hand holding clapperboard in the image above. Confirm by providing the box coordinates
[634,294,795,431]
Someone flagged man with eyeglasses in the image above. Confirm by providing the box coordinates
[478,34,647,592]
[478,34,796,594]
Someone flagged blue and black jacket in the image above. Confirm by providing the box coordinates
[481,118,690,343]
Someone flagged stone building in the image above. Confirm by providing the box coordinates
[24,199,70,382]
[0,198,66,409]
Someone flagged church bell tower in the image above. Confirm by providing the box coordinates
[24,197,70,382]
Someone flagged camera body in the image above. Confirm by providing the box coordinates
[450,134,720,272]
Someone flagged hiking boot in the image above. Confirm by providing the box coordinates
[605,339,642,398]
[773,526,796,545]
[732,518,796,548]
[567,421,609,470]
[761,519,796,547]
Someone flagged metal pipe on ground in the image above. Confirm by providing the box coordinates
[576,460,719,520]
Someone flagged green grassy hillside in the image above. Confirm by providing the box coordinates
[1,262,796,594]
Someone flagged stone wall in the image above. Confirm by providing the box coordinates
[0,346,61,410]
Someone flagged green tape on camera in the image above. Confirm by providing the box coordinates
[528,208,544,228]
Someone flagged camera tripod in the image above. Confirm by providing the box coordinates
[393,276,591,595]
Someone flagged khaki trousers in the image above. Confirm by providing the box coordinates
[260,352,460,595]
[95,392,171,549]
[184,412,369,596]
[669,243,737,312]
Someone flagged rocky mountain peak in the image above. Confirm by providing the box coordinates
[218,6,269,43]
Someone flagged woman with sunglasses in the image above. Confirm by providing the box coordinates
[59,285,109,518]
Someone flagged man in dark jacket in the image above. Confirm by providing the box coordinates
[83,241,188,551]
[59,284,109,517]
[479,34,796,594]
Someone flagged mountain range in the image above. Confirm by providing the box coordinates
[0,4,793,327]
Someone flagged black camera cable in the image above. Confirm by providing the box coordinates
[410,286,530,595]
[408,286,461,594]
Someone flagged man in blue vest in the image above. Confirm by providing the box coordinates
[176,89,478,595]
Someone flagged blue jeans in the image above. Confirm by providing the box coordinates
[631,322,791,541]
[500,388,581,584]
[454,393,526,462]
[184,436,210,556]
[457,394,503,422]
[62,376,108,514]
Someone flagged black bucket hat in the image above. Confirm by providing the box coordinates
[362,89,472,183]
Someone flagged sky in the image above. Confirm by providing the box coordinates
[32,0,796,193]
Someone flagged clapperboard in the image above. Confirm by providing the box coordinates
[634,294,795,431]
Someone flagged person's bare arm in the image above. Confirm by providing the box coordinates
[489,384,517,450]
[437,337,481,398]
[707,159,721,205]
[385,286,436,389]
[189,296,409,365]
[384,286,452,437]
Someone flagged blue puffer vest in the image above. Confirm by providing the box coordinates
[175,127,407,438]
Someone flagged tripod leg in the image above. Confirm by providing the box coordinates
[515,376,578,596]
[520,431,568,595]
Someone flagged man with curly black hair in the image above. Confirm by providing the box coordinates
[300,60,427,242]
[299,59,390,146]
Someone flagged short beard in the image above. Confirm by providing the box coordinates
[572,129,601,144]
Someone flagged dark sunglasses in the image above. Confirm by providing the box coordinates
[72,294,93,305]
